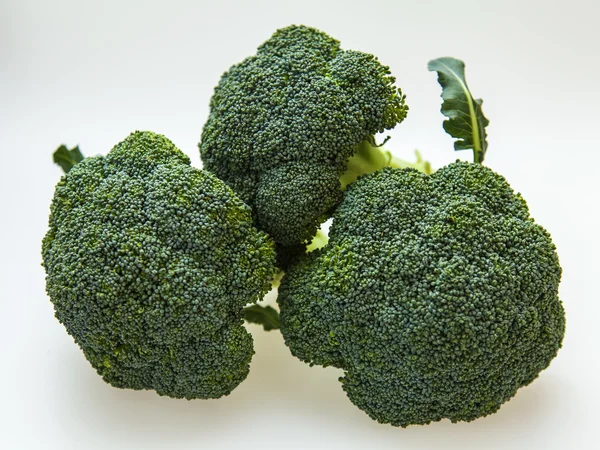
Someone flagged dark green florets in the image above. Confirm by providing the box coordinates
[42,131,277,399]
[278,162,565,426]
[200,25,408,247]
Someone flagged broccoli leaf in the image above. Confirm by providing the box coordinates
[244,304,281,331]
[53,144,84,173]
[428,57,489,163]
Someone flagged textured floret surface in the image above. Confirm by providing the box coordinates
[42,131,276,399]
[200,25,408,246]
[278,163,565,426]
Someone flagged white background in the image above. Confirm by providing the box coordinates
[1,0,599,448]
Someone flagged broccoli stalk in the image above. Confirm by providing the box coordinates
[340,136,431,189]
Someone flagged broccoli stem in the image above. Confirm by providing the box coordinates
[340,137,432,189]
[306,229,329,252]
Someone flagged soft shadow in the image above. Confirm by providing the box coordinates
[48,286,566,448]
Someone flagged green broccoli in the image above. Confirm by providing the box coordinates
[42,131,277,399]
[277,58,565,426]
[200,25,428,251]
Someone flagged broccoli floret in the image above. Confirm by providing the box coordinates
[42,131,277,399]
[200,25,412,248]
[278,163,565,426]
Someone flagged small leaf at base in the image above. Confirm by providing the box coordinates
[53,145,84,173]
[244,304,281,331]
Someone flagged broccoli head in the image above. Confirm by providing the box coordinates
[278,163,565,426]
[200,25,409,248]
[42,131,277,399]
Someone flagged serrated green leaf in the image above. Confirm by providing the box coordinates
[53,144,84,173]
[428,57,489,163]
[243,304,280,331]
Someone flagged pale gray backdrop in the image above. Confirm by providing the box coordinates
[1,0,598,449]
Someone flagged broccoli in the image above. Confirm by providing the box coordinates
[277,58,565,426]
[199,25,427,251]
[42,131,277,399]
[41,33,565,428]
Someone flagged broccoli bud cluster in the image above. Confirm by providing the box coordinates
[200,25,408,247]
[42,131,277,399]
[278,163,565,426]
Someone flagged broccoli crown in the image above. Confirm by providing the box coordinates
[200,25,408,247]
[42,131,277,399]
[278,162,565,426]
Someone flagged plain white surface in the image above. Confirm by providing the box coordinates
[1,0,599,448]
